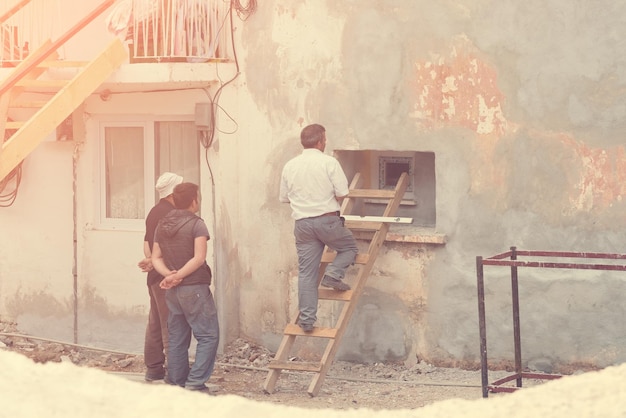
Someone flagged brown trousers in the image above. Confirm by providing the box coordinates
[144,281,169,377]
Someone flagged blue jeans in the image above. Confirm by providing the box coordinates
[294,215,358,325]
[165,284,219,389]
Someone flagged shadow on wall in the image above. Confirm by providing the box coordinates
[7,285,146,353]
[338,290,412,363]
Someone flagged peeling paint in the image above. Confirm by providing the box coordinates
[411,38,507,135]
[561,135,626,211]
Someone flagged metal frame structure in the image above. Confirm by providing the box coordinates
[475,246,626,398]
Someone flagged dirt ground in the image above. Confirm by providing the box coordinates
[0,320,535,410]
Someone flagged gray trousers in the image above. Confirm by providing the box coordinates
[294,215,358,325]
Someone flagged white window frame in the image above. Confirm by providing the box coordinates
[97,115,195,231]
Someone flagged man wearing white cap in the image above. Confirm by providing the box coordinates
[137,172,183,381]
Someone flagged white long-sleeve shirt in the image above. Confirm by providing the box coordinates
[279,148,349,220]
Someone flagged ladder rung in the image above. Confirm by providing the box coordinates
[284,323,338,338]
[318,288,353,301]
[321,252,369,264]
[268,361,322,372]
[344,220,383,231]
[348,189,396,199]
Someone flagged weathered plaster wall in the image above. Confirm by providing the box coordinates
[230,0,626,369]
[0,140,77,342]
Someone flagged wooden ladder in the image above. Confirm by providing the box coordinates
[263,171,410,397]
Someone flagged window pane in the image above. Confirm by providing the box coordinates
[155,121,200,189]
[105,127,145,219]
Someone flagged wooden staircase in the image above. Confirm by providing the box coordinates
[0,0,125,182]
[263,172,410,397]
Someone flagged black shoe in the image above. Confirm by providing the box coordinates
[144,373,165,382]
[299,323,314,333]
[185,384,217,395]
[321,275,351,291]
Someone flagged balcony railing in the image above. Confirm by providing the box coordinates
[0,0,230,66]
[120,0,230,62]
[1,0,62,66]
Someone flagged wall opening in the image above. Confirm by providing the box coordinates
[335,150,436,227]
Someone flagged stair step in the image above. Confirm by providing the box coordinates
[284,323,337,338]
[15,79,68,88]
[10,101,48,108]
[38,60,89,68]
[321,252,369,264]
[0,38,127,182]
[318,288,353,301]
[268,361,322,372]
[5,121,24,130]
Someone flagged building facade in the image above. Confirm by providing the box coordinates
[1,0,625,371]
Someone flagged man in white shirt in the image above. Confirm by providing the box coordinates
[279,124,358,333]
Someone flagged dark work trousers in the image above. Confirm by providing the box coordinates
[144,281,169,378]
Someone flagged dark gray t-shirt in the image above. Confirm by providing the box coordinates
[154,210,212,286]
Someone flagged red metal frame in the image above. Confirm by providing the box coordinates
[476,247,626,397]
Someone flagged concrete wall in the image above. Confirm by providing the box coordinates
[1,0,626,371]
[229,0,626,369]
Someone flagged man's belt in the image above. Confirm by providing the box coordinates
[314,211,340,218]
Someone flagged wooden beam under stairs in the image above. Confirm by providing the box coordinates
[263,172,410,397]
[0,38,126,181]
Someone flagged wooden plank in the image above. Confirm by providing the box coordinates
[14,79,68,88]
[0,94,10,152]
[0,38,126,181]
[283,324,338,338]
[348,188,397,199]
[321,251,369,264]
[318,288,353,301]
[268,361,322,372]
[341,173,362,215]
[343,220,383,231]
[263,332,297,393]
[343,215,413,224]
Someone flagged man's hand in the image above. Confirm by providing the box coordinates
[159,271,182,289]
[138,257,153,272]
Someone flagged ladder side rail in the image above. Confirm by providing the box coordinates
[340,172,362,215]
[317,171,363,284]
[381,172,409,217]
